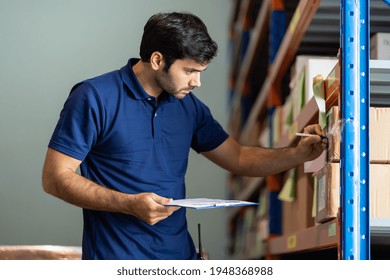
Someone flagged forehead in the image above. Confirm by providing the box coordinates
[171,58,208,71]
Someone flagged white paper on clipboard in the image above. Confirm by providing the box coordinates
[164,198,258,209]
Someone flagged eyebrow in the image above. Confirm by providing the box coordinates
[184,66,208,73]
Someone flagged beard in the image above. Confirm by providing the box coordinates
[172,87,195,99]
[156,72,194,100]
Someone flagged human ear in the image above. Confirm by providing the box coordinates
[150,52,164,70]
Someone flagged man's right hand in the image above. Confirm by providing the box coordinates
[42,148,180,226]
[127,193,180,225]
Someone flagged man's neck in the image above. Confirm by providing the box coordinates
[132,60,162,98]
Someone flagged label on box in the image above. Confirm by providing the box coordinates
[317,175,326,211]
[328,222,336,237]
[287,235,297,249]
[315,163,340,223]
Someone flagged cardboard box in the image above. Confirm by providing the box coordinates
[282,165,315,234]
[315,163,340,223]
[272,106,284,145]
[326,106,340,162]
[304,151,326,173]
[370,108,390,163]
[282,93,294,136]
[327,106,390,163]
[315,163,390,223]
[371,33,390,60]
[303,74,331,173]
[0,246,81,260]
[290,56,338,118]
[324,61,340,111]
[370,164,390,218]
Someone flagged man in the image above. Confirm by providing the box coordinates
[42,12,326,259]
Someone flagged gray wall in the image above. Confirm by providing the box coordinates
[0,0,232,259]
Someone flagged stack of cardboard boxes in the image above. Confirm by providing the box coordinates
[281,53,390,235]
[315,105,390,222]
[280,56,338,235]
[275,56,338,145]
[314,56,390,223]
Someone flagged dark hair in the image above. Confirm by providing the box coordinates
[139,12,218,71]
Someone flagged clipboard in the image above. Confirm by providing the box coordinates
[164,198,258,209]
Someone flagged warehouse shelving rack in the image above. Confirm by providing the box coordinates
[340,0,370,260]
[226,0,390,260]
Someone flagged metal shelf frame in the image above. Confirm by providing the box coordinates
[228,0,390,260]
[340,0,370,260]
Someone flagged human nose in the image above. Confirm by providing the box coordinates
[189,72,201,88]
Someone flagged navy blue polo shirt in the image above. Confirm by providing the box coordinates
[48,58,229,259]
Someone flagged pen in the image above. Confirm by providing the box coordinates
[295,132,328,139]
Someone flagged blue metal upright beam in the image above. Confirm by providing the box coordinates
[340,0,370,259]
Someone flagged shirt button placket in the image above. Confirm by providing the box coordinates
[153,110,159,139]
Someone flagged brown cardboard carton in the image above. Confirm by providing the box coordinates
[370,108,390,163]
[282,165,315,234]
[290,56,338,118]
[327,106,390,163]
[315,163,340,223]
[370,164,390,218]
[0,246,81,260]
[304,151,326,173]
[315,163,390,223]
[324,61,340,111]
[326,106,340,162]
[371,33,390,60]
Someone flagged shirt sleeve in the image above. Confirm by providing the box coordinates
[48,82,104,161]
[190,94,229,153]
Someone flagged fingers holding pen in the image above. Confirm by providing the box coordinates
[300,124,328,148]
[303,124,327,139]
[295,124,328,162]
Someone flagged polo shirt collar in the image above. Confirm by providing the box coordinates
[120,58,175,103]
